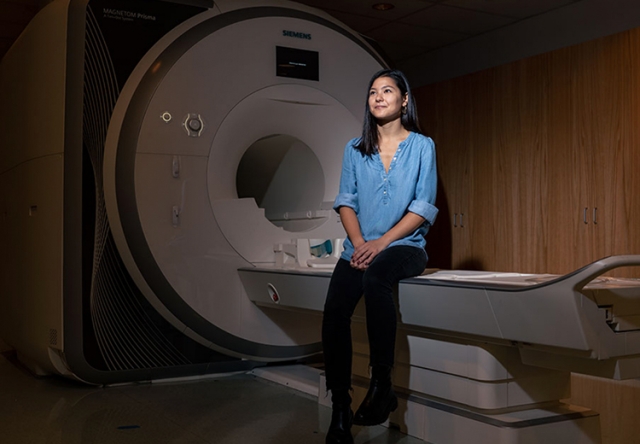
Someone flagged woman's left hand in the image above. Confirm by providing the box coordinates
[350,238,388,270]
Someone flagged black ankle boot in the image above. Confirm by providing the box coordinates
[353,366,398,426]
[326,404,353,444]
[326,390,353,444]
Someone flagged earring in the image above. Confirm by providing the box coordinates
[401,105,407,115]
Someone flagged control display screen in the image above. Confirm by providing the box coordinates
[276,46,319,81]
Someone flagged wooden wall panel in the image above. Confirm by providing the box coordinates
[626,32,640,277]
[467,71,494,271]
[416,27,640,277]
[572,374,640,444]
[414,25,640,444]
[546,47,577,274]
[493,56,550,273]
[420,77,474,269]
[569,33,632,271]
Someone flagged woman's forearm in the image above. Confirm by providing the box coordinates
[349,211,425,270]
[379,212,425,248]
[338,206,365,247]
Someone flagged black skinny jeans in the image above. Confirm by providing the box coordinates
[321,245,428,392]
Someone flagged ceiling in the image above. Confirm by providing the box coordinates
[0,0,583,65]
[295,0,583,65]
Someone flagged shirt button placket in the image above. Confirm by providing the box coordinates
[382,173,389,204]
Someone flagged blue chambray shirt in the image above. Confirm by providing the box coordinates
[333,132,438,261]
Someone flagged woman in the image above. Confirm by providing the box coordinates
[322,68,438,444]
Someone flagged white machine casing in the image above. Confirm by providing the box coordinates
[0,0,385,383]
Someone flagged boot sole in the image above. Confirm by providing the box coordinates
[352,396,398,426]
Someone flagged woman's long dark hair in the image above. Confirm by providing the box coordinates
[354,69,422,156]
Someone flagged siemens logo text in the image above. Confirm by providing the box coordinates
[283,30,312,40]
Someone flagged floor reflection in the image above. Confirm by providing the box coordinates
[0,351,422,444]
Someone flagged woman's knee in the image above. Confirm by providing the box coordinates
[323,292,350,320]
[323,286,361,321]
[362,268,393,296]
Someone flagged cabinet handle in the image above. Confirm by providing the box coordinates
[460,213,464,228]
[584,208,588,225]
[172,156,180,178]
[172,206,180,227]
[593,207,597,225]
[453,213,457,228]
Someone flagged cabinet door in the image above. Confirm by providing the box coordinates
[419,78,472,270]
[625,32,640,277]
[606,32,640,277]
[466,70,495,271]
[446,77,473,269]
[546,36,638,276]
[546,48,580,274]
[490,57,550,273]
[569,34,632,274]
[464,59,552,274]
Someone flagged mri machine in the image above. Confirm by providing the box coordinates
[2,0,640,443]
[0,0,384,381]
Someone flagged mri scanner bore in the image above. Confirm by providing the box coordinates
[236,134,326,232]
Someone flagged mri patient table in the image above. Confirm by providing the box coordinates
[240,254,640,444]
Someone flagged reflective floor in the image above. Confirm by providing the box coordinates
[0,347,422,444]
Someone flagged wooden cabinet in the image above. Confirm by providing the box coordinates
[570,36,622,270]
[420,61,552,273]
[489,59,550,273]
[417,30,640,278]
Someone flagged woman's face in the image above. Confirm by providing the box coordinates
[368,76,408,123]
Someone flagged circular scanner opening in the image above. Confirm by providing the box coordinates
[236,134,326,232]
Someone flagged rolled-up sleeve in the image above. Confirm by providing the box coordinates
[408,137,438,225]
[333,140,359,213]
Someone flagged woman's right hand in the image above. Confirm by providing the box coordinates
[350,238,387,270]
